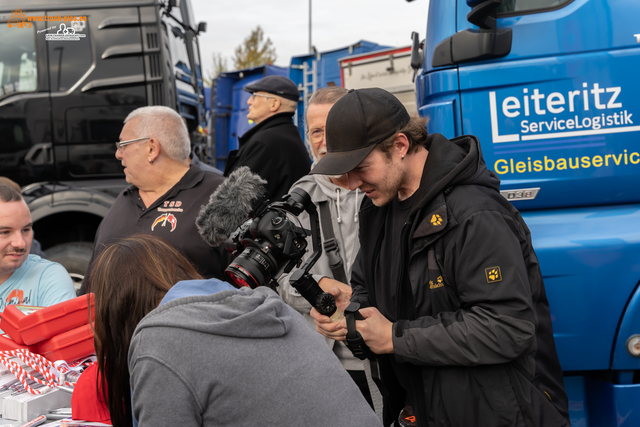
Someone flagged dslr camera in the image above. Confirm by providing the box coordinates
[224,188,338,317]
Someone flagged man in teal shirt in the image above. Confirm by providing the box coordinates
[0,185,76,313]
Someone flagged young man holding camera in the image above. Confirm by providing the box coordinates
[310,88,570,427]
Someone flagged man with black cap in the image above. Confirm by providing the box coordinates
[309,88,570,427]
[224,75,311,200]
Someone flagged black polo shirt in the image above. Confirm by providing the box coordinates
[85,165,227,289]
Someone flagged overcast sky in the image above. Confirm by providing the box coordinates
[191,0,430,78]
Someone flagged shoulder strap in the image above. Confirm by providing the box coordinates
[318,201,348,283]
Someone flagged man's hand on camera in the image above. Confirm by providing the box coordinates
[310,287,350,341]
[318,277,352,300]
[355,307,394,354]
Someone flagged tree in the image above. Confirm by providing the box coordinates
[204,52,228,87]
[232,26,277,69]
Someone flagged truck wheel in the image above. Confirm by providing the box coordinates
[45,242,94,295]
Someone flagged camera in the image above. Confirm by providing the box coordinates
[224,187,340,318]
[225,188,315,288]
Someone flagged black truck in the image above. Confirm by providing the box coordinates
[0,0,210,289]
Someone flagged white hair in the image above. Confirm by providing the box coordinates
[124,106,190,161]
[278,97,298,113]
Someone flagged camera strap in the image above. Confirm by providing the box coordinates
[318,201,348,284]
[344,302,376,360]
[344,302,391,408]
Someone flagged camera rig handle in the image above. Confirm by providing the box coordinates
[344,302,376,360]
[280,189,341,319]
[271,188,322,276]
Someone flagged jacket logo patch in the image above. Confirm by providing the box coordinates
[152,213,177,232]
[485,267,502,283]
[430,214,443,226]
[429,276,444,289]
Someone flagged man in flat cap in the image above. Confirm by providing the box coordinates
[224,75,311,200]
[309,88,570,427]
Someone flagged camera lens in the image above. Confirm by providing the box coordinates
[225,265,255,288]
[225,243,278,289]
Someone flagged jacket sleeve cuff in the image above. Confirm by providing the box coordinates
[392,320,408,357]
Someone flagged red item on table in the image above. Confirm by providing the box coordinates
[71,363,112,424]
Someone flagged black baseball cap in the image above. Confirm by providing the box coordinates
[310,88,410,176]
[243,75,299,101]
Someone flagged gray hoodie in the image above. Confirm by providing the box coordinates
[278,174,361,368]
[128,285,381,427]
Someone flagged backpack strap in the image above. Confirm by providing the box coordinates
[318,201,348,283]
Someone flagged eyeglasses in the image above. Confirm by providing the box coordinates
[115,137,150,151]
[250,93,275,100]
[307,128,325,144]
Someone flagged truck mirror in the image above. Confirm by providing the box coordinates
[467,0,502,30]
[197,22,207,34]
[432,0,511,67]
[432,28,512,67]
[410,31,424,82]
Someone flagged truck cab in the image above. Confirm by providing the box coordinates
[0,0,208,290]
[413,0,640,425]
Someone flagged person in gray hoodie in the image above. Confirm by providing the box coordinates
[87,234,380,427]
[278,87,382,416]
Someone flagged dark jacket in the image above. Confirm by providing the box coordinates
[351,134,570,427]
[224,112,311,200]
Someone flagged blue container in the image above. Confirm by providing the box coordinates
[289,40,391,138]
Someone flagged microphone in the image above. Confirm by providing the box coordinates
[196,166,268,246]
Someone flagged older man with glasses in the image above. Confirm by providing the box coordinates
[80,106,227,294]
[224,75,311,201]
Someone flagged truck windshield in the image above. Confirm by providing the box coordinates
[498,0,571,14]
[0,24,37,98]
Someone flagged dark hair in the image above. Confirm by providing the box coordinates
[377,114,430,159]
[86,234,203,427]
[0,183,23,202]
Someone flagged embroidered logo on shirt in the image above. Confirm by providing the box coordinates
[158,200,184,213]
[429,276,444,289]
[151,213,177,232]
[485,267,502,283]
[430,214,443,226]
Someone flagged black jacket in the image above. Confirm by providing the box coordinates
[224,112,311,200]
[351,134,570,427]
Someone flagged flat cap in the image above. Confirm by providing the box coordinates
[243,75,299,102]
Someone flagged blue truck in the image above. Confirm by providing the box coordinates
[410,0,640,425]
